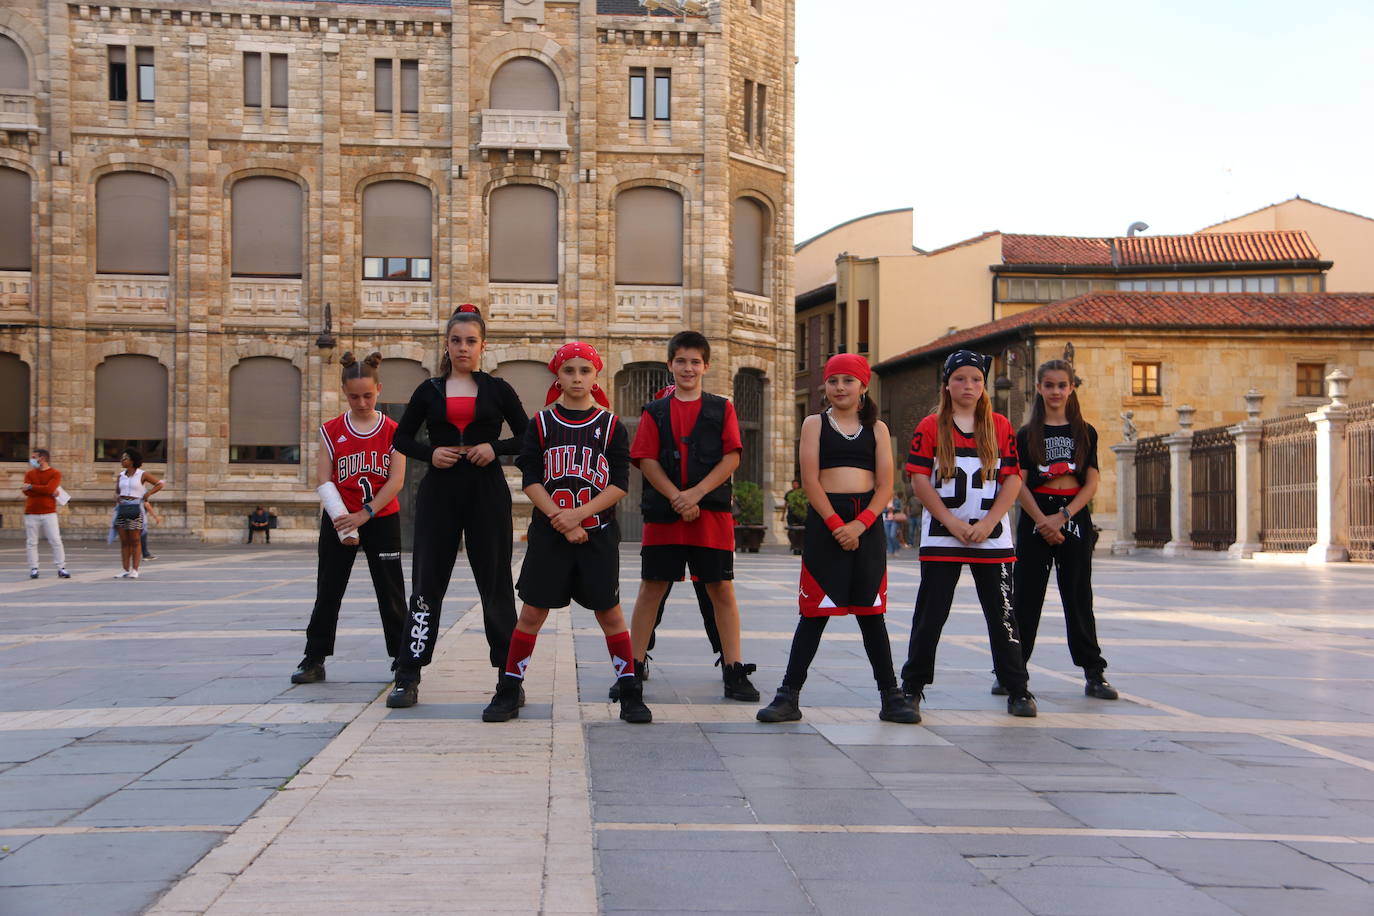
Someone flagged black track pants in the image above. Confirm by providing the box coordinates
[400,466,517,670]
[901,560,1029,695]
[782,613,898,691]
[304,511,405,660]
[1013,495,1106,676]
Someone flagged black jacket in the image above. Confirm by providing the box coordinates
[394,373,529,468]
[640,392,733,523]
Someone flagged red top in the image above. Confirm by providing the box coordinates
[630,396,743,550]
[445,396,476,432]
[320,412,400,517]
[24,466,61,515]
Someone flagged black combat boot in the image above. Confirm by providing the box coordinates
[482,674,524,722]
[290,656,326,684]
[755,687,802,723]
[617,675,653,724]
[722,661,760,701]
[878,686,920,724]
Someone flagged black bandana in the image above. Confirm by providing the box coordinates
[942,349,991,383]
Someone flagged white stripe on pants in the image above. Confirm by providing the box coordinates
[24,512,65,569]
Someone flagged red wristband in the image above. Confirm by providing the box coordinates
[856,509,877,530]
[824,513,845,532]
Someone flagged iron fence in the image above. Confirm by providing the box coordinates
[1189,425,1236,550]
[1134,434,1170,548]
[1260,412,1316,552]
[1347,400,1374,562]
[615,363,673,541]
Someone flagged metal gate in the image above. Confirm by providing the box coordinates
[1189,425,1235,550]
[733,369,764,486]
[615,363,673,541]
[1134,434,1170,548]
[1347,400,1374,562]
[1260,413,1316,552]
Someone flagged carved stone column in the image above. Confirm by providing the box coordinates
[1228,389,1263,559]
[1161,405,1195,557]
[1307,369,1351,563]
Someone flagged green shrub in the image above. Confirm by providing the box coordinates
[733,480,763,526]
[784,487,809,522]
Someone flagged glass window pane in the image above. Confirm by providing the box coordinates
[1243,277,1260,292]
[411,258,430,279]
[1181,279,1195,292]
[363,257,384,279]
[243,52,261,107]
[629,72,645,119]
[270,53,288,108]
[375,59,392,112]
[1147,279,1163,292]
[1259,276,1275,293]
[654,72,670,119]
[386,257,408,279]
[400,60,418,112]
[1228,277,1244,292]
[137,64,155,101]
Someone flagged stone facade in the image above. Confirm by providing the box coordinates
[0,0,795,543]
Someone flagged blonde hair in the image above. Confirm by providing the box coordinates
[934,386,999,483]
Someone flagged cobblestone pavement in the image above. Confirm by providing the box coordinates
[1,543,1372,914]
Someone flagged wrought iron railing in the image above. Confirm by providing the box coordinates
[1189,425,1236,550]
[1260,413,1316,552]
[1134,434,1170,548]
[1347,400,1374,562]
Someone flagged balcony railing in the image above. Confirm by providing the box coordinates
[488,283,558,323]
[228,278,304,320]
[0,90,36,130]
[90,275,171,315]
[0,270,31,311]
[478,109,570,161]
[614,285,684,325]
[360,280,433,320]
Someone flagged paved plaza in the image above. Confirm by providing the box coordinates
[0,542,1372,915]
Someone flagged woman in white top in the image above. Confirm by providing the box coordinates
[114,448,162,578]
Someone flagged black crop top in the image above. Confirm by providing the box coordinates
[817,410,876,471]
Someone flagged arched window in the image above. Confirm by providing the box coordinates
[615,187,683,286]
[615,363,674,540]
[489,57,559,110]
[493,360,551,419]
[0,168,30,271]
[96,172,170,275]
[0,35,27,90]
[733,369,765,486]
[732,197,767,295]
[362,180,432,281]
[232,177,303,277]
[489,185,557,284]
[229,357,300,463]
[378,358,429,407]
[0,352,29,461]
[94,354,167,461]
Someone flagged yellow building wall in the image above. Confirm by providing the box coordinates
[1201,198,1374,292]
[794,208,915,296]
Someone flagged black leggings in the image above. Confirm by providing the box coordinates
[399,465,517,671]
[304,511,405,660]
[782,614,897,691]
[1014,493,1106,676]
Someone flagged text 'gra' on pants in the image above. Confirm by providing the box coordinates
[304,511,406,660]
[902,560,1028,694]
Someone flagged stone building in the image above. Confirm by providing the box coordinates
[0,0,796,543]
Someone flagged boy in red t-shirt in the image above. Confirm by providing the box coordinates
[627,332,759,701]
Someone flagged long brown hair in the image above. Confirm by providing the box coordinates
[438,306,486,377]
[340,350,382,386]
[1023,358,1090,481]
[934,385,998,483]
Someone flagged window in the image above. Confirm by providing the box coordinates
[94,355,167,461]
[755,82,766,145]
[243,52,261,107]
[231,177,303,278]
[1131,362,1161,397]
[96,171,170,275]
[108,46,127,101]
[229,357,300,464]
[0,34,28,90]
[0,167,30,271]
[731,197,766,295]
[400,60,418,113]
[837,303,848,353]
[362,180,432,281]
[374,59,392,111]
[490,57,558,110]
[822,312,833,358]
[270,53,288,108]
[654,68,671,120]
[795,321,806,371]
[734,370,765,486]
[136,47,154,102]
[489,185,557,284]
[614,187,683,286]
[0,352,29,461]
[629,68,645,119]
[1297,363,1326,398]
[857,299,870,353]
[743,79,753,143]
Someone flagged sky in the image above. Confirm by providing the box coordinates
[793,0,1374,249]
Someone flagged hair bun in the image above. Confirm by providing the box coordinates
[364,351,383,368]
[455,303,480,315]
[339,351,357,367]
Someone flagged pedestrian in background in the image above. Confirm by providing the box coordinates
[113,449,162,579]
[247,505,272,543]
[22,448,70,579]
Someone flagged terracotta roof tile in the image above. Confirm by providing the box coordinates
[1000,230,1320,267]
[875,292,1374,369]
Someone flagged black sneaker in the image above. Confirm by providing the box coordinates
[290,657,326,684]
[482,675,523,722]
[608,659,646,701]
[57,569,71,579]
[1085,678,1119,700]
[990,678,1009,696]
[722,661,760,702]
[1008,694,1038,717]
[386,670,420,708]
[616,676,652,724]
[755,687,802,723]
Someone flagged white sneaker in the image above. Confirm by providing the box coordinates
[114,570,130,579]
[128,569,140,579]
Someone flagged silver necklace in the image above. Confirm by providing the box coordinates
[825,408,863,441]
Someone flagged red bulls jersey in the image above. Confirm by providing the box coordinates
[320,412,399,517]
[518,406,630,531]
[905,412,1019,563]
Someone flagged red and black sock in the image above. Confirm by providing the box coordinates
[606,630,635,680]
[505,629,538,679]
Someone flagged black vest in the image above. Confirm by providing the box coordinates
[641,393,733,523]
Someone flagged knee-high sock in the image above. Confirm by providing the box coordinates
[606,630,636,679]
[505,629,538,679]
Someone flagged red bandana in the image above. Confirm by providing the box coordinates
[547,341,610,408]
[824,353,872,387]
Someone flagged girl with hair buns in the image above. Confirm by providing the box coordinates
[387,305,529,709]
[291,351,407,686]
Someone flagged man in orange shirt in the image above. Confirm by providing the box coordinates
[22,448,70,579]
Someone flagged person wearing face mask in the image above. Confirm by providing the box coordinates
[21,449,70,580]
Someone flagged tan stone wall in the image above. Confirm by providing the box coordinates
[0,0,796,544]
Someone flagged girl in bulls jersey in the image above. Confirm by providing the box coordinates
[756,354,918,724]
[1011,360,1117,700]
[484,342,652,724]
[291,352,407,685]
[900,350,1037,718]
[387,305,528,709]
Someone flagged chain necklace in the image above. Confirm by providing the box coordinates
[825,408,863,441]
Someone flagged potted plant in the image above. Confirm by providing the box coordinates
[783,486,808,554]
[732,480,766,553]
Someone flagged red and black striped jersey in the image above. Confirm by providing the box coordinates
[320,412,399,517]
[518,406,630,530]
